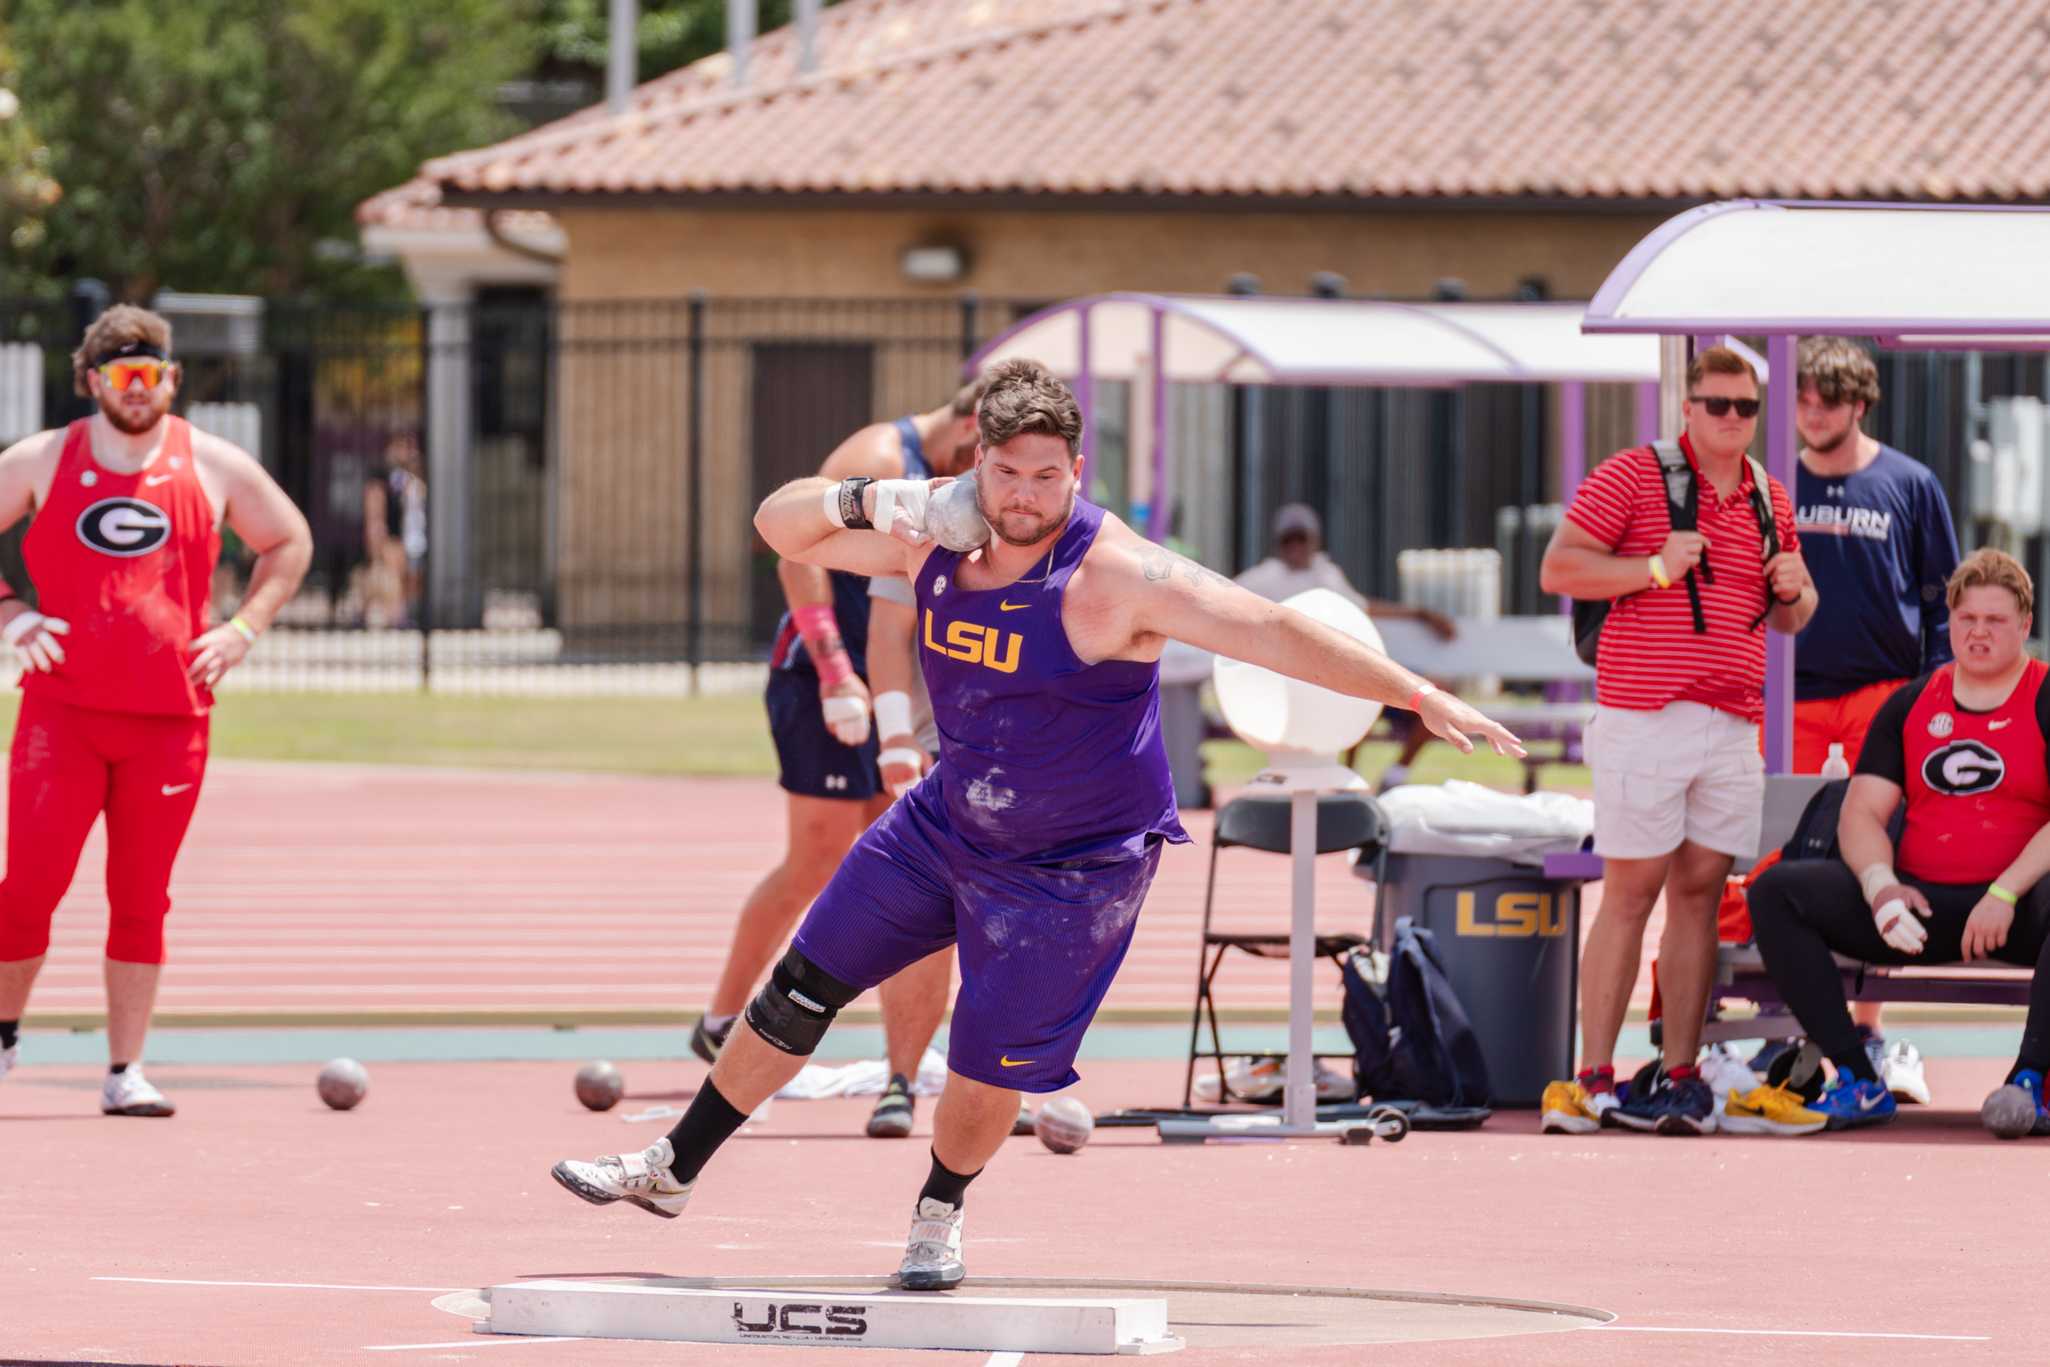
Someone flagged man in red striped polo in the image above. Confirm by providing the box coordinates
[1537,346,1816,1136]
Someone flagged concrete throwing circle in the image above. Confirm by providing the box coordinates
[439,1276,1612,1351]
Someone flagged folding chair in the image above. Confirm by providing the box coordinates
[1181,791,1391,1106]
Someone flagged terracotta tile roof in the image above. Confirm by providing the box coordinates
[392,0,2050,211]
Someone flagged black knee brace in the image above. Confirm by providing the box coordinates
[745,948,860,1056]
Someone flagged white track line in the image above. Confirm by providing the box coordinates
[94,1276,464,1293]
[366,1338,584,1352]
[1593,1326,1989,1341]
[983,1355,1024,1366]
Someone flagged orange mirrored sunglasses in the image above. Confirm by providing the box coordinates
[98,358,170,390]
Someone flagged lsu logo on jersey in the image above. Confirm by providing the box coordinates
[922,609,1021,674]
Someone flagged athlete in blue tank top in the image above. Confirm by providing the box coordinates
[555,360,1524,1292]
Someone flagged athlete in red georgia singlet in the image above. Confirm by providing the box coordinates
[0,305,311,1117]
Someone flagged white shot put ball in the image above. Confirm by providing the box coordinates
[927,473,990,552]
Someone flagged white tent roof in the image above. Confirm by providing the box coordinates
[971,293,1662,386]
[1584,200,2050,338]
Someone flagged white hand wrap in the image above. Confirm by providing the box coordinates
[878,746,927,797]
[1873,897,1928,955]
[873,690,915,743]
[1859,864,1899,906]
[869,479,933,545]
[3,611,69,673]
[822,693,871,746]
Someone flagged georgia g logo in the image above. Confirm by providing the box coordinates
[1923,740,2006,796]
[77,497,171,557]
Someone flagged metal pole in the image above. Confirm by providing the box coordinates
[1148,306,1169,541]
[727,0,756,87]
[1284,790,1318,1132]
[1558,380,1587,620]
[1559,380,1587,502]
[1635,380,1660,448]
[686,291,706,683]
[607,0,636,114]
[1658,337,1688,440]
[417,306,433,693]
[958,293,980,364]
[796,0,822,74]
[1764,334,1797,774]
[1075,303,1094,470]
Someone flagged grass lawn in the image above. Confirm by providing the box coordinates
[0,692,1591,789]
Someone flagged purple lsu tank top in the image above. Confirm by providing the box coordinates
[913,497,1189,862]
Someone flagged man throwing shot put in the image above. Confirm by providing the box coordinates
[553,360,1522,1288]
[0,305,311,1115]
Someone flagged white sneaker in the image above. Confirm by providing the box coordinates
[101,1066,175,1117]
[1881,1039,1932,1106]
[551,1136,693,1218]
[897,1197,965,1291]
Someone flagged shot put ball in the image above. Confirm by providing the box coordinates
[1034,1095,1095,1154]
[575,1060,625,1112]
[317,1058,369,1111]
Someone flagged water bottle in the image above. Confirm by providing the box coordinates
[1820,743,1851,780]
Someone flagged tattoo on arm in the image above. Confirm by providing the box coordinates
[1139,547,1232,591]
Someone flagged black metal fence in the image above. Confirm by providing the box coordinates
[0,288,2039,693]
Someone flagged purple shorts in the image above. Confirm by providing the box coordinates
[792,784,1161,1093]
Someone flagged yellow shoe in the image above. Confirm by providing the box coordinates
[1721,1082,1827,1136]
[1540,1079,1616,1135]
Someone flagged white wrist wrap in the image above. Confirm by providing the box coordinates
[874,690,914,741]
[1859,864,1898,905]
[821,693,870,746]
[822,483,848,528]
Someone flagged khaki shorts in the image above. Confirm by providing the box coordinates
[1587,702,1763,860]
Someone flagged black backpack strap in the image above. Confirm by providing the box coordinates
[1651,440,1708,636]
[1744,455,1780,631]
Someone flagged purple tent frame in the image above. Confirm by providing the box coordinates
[1583,198,2050,772]
[969,292,1663,541]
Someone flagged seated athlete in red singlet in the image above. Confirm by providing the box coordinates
[0,304,311,1117]
[1737,550,2050,1137]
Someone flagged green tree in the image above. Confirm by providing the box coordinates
[6,0,543,302]
[0,39,59,302]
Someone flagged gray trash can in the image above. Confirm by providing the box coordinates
[1358,852,1585,1107]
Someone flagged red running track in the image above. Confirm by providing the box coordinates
[2,1055,2030,1365]
[32,761,1448,1023]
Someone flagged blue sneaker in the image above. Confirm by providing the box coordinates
[1652,1074,1717,1136]
[1812,1071,1896,1130]
[1980,1069,2050,1139]
[1610,1070,1666,1133]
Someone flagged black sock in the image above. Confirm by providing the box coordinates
[1831,1050,1879,1085]
[918,1150,981,1210]
[662,1078,749,1184]
[0,1020,16,1050]
[108,1062,128,1075]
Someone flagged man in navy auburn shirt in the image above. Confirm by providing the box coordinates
[1733,551,2050,1136]
[1781,337,1961,1104]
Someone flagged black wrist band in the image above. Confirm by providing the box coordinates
[838,477,874,530]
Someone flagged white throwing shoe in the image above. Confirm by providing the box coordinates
[897,1197,965,1291]
[101,1066,175,1117]
[1881,1039,1932,1105]
[551,1136,694,1218]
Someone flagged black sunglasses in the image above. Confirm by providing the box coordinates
[1689,395,1761,419]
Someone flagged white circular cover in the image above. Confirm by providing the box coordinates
[1212,588,1385,754]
